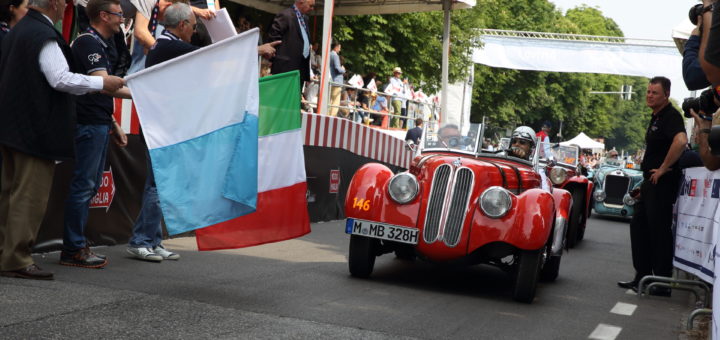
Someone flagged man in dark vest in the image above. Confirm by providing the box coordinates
[0,0,123,280]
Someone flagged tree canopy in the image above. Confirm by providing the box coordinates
[332,1,657,152]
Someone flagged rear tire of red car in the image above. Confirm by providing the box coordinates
[349,235,377,278]
[566,189,584,248]
[513,250,541,303]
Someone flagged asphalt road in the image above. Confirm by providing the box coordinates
[0,215,701,339]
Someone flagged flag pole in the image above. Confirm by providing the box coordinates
[316,0,335,115]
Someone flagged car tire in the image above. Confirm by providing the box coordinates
[566,189,584,248]
[349,235,377,278]
[540,255,561,282]
[513,250,542,303]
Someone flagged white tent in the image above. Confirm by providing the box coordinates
[560,132,605,153]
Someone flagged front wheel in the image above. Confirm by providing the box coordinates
[513,250,542,303]
[349,235,378,278]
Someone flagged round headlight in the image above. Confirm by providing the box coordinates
[594,190,606,202]
[623,194,636,206]
[549,167,568,185]
[479,186,513,218]
[388,172,419,204]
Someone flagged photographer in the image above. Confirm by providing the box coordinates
[689,107,720,170]
[699,0,720,85]
[684,7,711,90]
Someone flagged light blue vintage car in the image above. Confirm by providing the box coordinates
[591,158,643,218]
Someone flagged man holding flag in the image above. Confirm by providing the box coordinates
[126,2,198,262]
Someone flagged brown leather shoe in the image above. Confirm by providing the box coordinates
[0,264,54,280]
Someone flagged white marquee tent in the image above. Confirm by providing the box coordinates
[560,132,605,153]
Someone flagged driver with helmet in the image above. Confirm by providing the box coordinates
[507,126,537,160]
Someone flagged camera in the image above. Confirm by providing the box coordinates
[682,88,719,118]
[690,3,704,26]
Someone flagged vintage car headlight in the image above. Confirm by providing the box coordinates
[549,167,568,185]
[388,172,419,204]
[594,190,606,202]
[623,194,636,206]
[479,186,512,218]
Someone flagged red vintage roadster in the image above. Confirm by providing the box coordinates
[538,143,593,248]
[345,124,573,303]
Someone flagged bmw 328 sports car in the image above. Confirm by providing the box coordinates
[591,158,643,218]
[344,124,573,303]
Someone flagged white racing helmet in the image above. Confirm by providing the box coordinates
[509,126,537,159]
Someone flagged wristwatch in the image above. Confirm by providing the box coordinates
[700,128,712,134]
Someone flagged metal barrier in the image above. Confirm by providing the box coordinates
[637,274,711,307]
[302,80,439,130]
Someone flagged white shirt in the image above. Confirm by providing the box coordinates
[37,14,103,95]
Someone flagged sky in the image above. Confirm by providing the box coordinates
[549,0,698,41]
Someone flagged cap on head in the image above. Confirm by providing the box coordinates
[393,67,402,74]
[542,121,552,128]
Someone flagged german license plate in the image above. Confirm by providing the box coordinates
[345,218,419,245]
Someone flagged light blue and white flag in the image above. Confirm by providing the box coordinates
[125,29,259,235]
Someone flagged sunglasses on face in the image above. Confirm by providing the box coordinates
[102,10,123,18]
[512,139,530,146]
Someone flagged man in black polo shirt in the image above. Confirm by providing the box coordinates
[61,0,132,269]
[617,76,688,296]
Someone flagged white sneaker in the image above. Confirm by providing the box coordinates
[153,245,180,260]
[126,247,163,262]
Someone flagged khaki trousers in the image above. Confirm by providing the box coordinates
[329,86,342,117]
[0,146,55,271]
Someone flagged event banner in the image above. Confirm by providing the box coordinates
[673,167,719,283]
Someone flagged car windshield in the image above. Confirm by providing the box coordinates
[539,143,579,166]
[423,123,481,153]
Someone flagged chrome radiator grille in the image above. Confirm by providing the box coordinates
[604,175,630,205]
[443,168,474,247]
[423,164,474,247]
[423,164,451,243]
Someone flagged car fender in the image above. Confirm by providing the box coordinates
[550,188,572,255]
[344,163,421,228]
[468,188,555,252]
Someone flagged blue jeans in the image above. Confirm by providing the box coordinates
[129,150,163,248]
[63,124,110,252]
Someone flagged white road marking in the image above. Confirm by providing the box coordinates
[610,302,637,316]
[588,324,622,340]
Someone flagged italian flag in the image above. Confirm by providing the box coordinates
[195,71,310,250]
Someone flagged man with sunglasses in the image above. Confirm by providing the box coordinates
[61,0,132,269]
[507,126,537,161]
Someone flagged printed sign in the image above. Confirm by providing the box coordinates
[89,167,116,211]
[329,169,341,194]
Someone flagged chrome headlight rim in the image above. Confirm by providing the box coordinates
[388,172,419,204]
[549,167,568,185]
[593,190,606,202]
[479,186,513,219]
[623,194,636,206]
